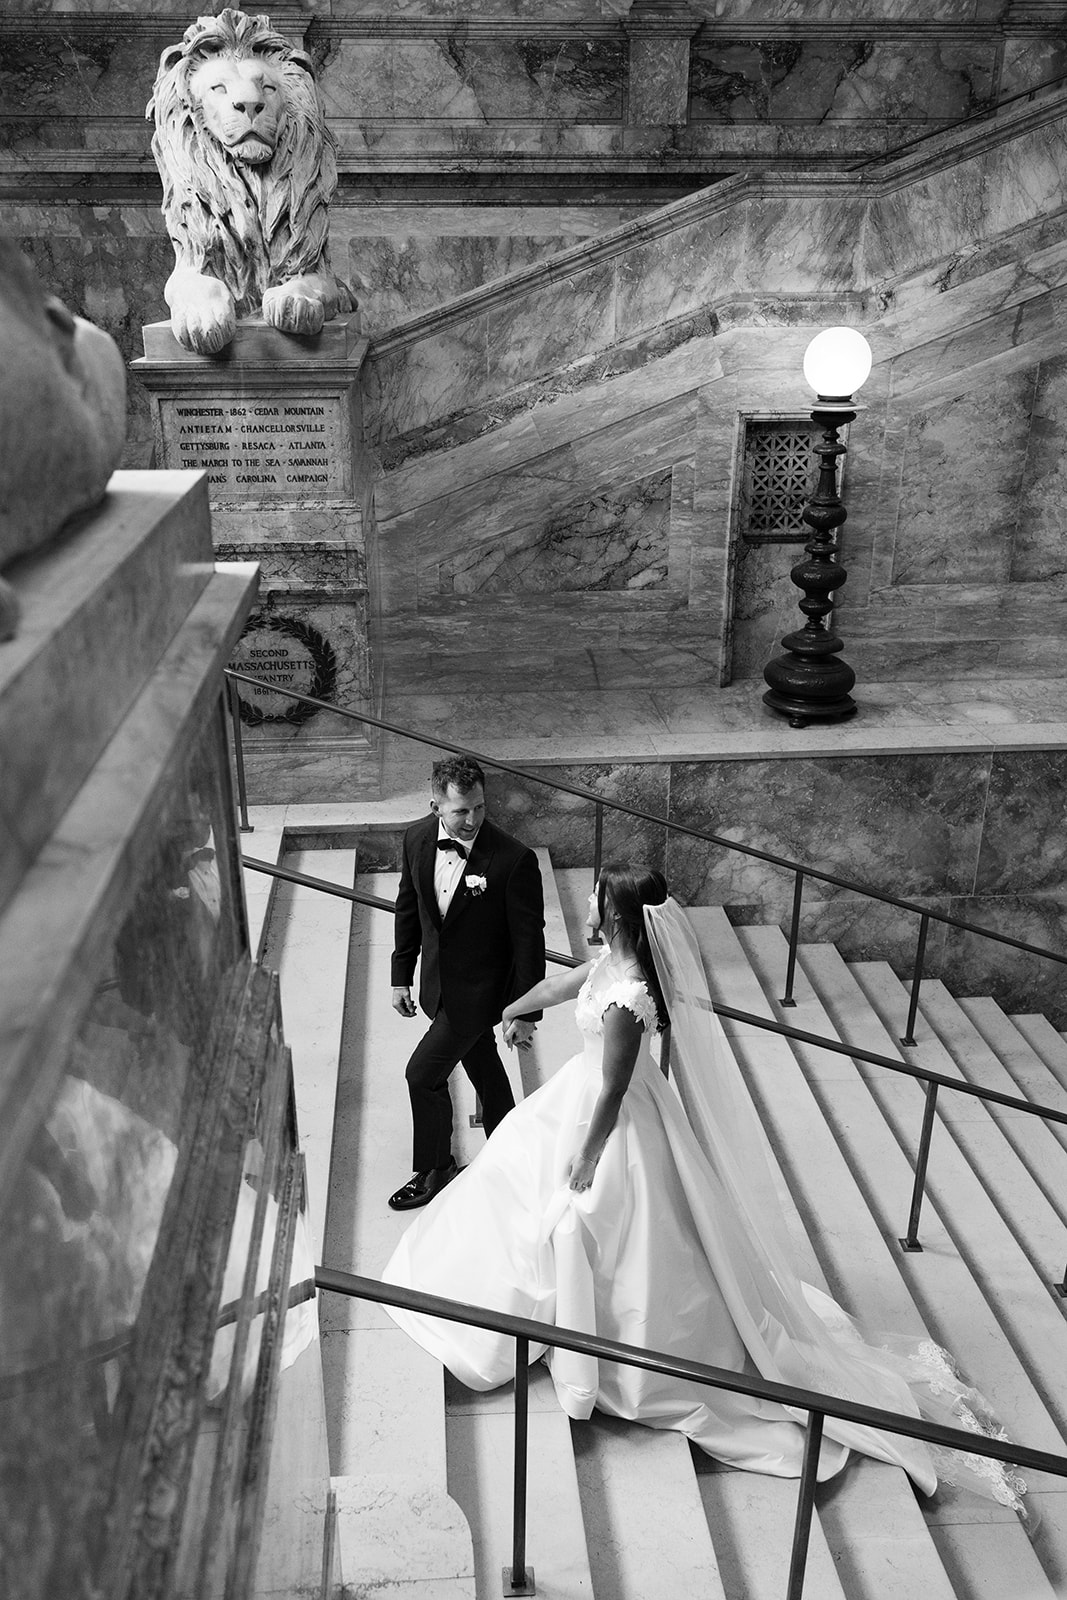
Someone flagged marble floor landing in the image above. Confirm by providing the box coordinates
[377,674,1066,794]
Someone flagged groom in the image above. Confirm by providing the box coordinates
[388,756,546,1210]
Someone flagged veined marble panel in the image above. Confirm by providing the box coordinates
[365,315,490,444]
[383,396,695,558]
[374,324,721,479]
[614,202,751,341]
[485,263,616,389]
[1014,352,1067,582]
[689,38,995,125]
[214,542,366,591]
[493,762,671,872]
[890,369,1035,585]
[344,232,595,336]
[883,226,1067,365]
[665,751,990,915]
[781,41,994,123]
[744,195,868,292]
[890,286,1067,413]
[0,24,154,119]
[1000,38,1067,99]
[973,750,1067,895]
[382,605,720,693]
[433,467,672,594]
[317,36,624,122]
[867,119,1067,282]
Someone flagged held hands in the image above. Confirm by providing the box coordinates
[392,986,417,1018]
[503,1016,536,1052]
[567,1153,598,1193]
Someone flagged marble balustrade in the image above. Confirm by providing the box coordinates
[0,476,332,1600]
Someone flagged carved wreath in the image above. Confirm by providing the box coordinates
[234,613,337,726]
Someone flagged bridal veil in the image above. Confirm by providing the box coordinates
[642,896,1025,1508]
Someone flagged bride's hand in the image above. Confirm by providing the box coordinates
[567,1154,597,1193]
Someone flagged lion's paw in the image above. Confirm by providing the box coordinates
[262,284,326,338]
[167,272,237,355]
[172,303,237,355]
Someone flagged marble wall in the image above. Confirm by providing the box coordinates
[408,743,1067,1025]
[4,6,1067,448]
[5,9,1067,728]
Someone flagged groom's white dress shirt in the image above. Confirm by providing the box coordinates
[434,826,479,917]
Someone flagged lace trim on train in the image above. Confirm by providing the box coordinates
[909,1340,1027,1510]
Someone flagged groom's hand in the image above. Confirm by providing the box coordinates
[504,1017,535,1051]
[392,986,417,1018]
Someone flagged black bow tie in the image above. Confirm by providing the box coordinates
[437,839,467,856]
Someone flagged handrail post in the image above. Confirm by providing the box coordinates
[593,801,604,886]
[225,674,254,834]
[901,912,930,1046]
[900,1080,939,1252]
[785,1409,823,1600]
[781,871,804,1007]
[588,815,604,947]
[503,1336,535,1595]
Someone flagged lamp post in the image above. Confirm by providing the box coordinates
[762,327,873,728]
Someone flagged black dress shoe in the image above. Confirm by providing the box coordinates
[388,1159,459,1211]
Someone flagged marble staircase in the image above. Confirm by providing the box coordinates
[365,82,1067,715]
[244,832,1067,1600]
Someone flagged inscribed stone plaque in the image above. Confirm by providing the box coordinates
[159,397,345,495]
[229,614,338,724]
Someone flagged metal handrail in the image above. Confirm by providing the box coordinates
[242,853,1067,1289]
[315,1265,1067,1600]
[224,670,1067,976]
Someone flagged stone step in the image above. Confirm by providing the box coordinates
[257,838,1067,1599]
[257,845,358,1257]
[571,1417,728,1600]
[739,930,1060,1597]
[1010,1014,1067,1098]
[552,872,733,1600]
[319,871,477,1595]
[852,970,1067,1303]
[955,995,1067,1168]
[324,859,596,1600]
[690,909,962,1600]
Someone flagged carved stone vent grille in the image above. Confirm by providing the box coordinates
[741,420,819,543]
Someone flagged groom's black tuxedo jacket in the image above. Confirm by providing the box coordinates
[391,813,545,1034]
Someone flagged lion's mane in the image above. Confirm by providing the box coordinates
[146,9,354,317]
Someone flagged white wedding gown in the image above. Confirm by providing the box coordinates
[383,941,1024,1502]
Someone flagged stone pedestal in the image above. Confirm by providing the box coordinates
[133,317,379,804]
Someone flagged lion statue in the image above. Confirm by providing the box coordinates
[146,8,356,355]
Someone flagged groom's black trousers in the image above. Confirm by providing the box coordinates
[405,1007,516,1170]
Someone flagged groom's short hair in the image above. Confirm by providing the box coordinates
[432,756,486,798]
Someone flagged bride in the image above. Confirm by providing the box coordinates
[382,864,1024,1503]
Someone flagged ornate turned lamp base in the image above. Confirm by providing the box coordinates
[762,684,858,730]
[763,631,857,728]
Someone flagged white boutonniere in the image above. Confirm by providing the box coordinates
[466,873,487,897]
